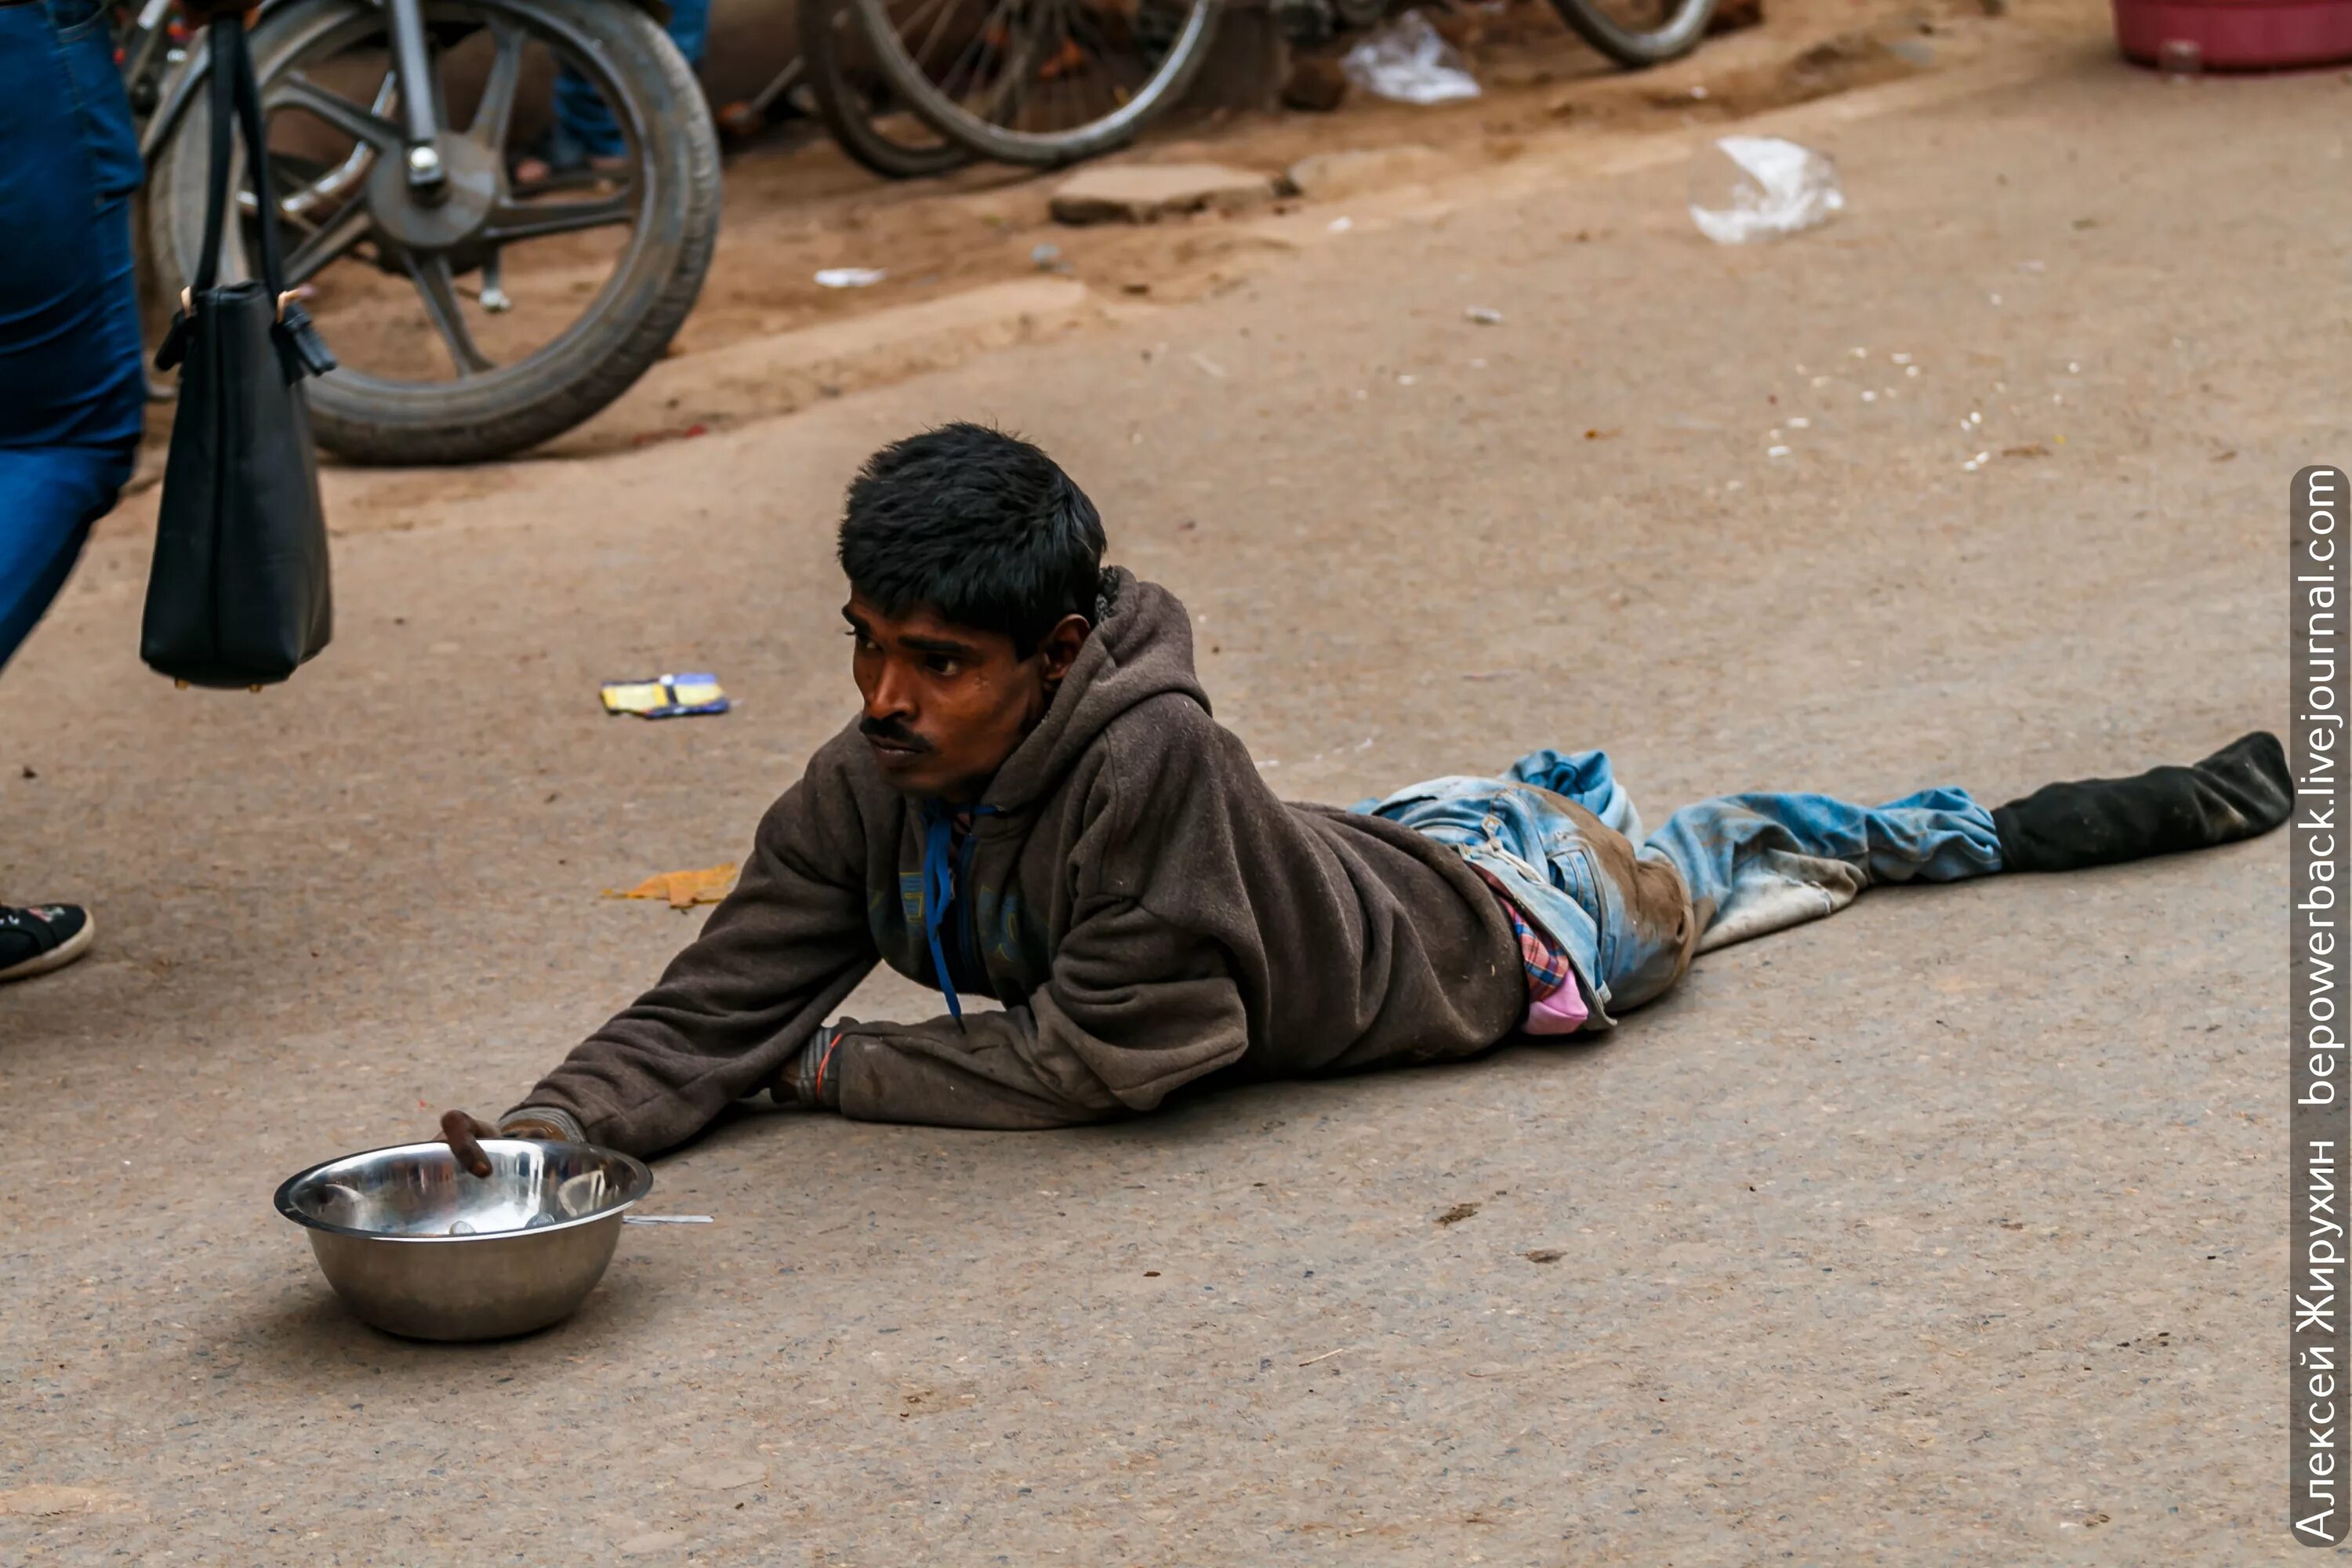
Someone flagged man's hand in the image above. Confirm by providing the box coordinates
[437,1109,572,1178]
[438,1110,501,1178]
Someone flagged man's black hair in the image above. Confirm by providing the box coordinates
[838,423,1106,655]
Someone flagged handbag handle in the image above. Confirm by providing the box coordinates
[165,16,336,379]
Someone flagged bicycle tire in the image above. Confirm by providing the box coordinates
[1545,0,1715,67]
[856,0,1221,169]
[147,0,720,465]
[800,0,970,180]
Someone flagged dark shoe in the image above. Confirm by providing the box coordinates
[1992,731,2292,873]
[0,903,96,982]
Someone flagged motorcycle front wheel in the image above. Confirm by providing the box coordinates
[147,0,720,464]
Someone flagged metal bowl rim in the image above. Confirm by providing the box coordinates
[273,1138,652,1243]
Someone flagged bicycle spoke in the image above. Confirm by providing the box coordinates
[270,72,404,151]
[470,21,526,151]
[405,252,495,376]
[482,191,634,243]
[282,198,375,289]
[905,0,967,86]
[944,0,1022,114]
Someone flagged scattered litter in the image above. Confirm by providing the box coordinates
[601,673,728,719]
[2018,259,2045,273]
[1724,479,1744,490]
[1342,11,1481,104]
[1329,216,1354,233]
[2067,361,2081,372]
[605,865,739,911]
[1689,84,1709,99]
[1906,365,1920,377]
[1298,1347,1351,1367]
[1689,136,1843,244]
[1030,243,1062,270]
[1810,376,1830,387]
[1890,352,1913,365]
[1191,351,1228,379]
[1768,445,1791,458]
[1860,390,1876,402]
[1436,1202,1481,1225]
[2003,442,2051,459]
[1989,292,2003,305]
[1849,347,1868,358]
[1465,306,1504,325]
[1786,416,1810,429]
[814,267,887,289]
[1968,411,1983,425]
[1523,1249,1565,1263]
[1397,373,1417,386]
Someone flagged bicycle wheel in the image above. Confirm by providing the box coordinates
[855,0,1221,168]
[1546,0,1715,67]
[801,0,970,179]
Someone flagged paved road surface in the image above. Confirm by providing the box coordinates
[2,49,2339,1566]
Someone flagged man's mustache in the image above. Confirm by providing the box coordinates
[859,716,932,752]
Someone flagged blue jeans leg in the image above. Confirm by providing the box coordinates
[0,0,147,670]
[1639,787,2005,954]
[552,0,709,162]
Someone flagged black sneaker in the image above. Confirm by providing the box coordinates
[0,903,96,982]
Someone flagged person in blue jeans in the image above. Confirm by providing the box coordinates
[0,0,172,982]
[516,0,709,182]
[437,426,2293,1163]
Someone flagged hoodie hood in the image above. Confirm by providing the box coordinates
[978,568,1210,815]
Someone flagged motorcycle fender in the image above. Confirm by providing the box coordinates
[138,0,672,159]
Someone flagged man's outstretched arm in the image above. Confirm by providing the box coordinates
[445,771,880,1163]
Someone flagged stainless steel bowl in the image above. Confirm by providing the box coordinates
[275,1139,652,1341]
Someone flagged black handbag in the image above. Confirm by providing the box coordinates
[143,16,337,688]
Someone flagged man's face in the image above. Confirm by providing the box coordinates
[845,592,1089,803]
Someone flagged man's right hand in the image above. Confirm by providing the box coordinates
[437,1109,572,1177]
[438,1110,502,1178]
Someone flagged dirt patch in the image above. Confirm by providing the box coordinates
[180,0,2020,470]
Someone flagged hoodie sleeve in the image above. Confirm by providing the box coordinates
[824,893,1247,1129]
[823,713,1255,1130]
[511,761,880,1156]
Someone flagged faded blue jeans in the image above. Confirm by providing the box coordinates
[1359,750,2005,1027]
[0,0,147,672]
[549,0,710,164]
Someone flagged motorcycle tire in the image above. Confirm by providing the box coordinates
[146,0,720,465]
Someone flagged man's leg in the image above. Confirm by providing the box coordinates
[1637,731,2292,955]
[549,0,710,165]
[1,0,148,981]
[1639,787,2003,954]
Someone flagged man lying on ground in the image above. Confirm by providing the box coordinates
[439,423,2291,1164]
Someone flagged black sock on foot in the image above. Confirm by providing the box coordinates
[1991,731,2292,873]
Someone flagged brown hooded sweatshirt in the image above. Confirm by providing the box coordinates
[516,571,1523,1154]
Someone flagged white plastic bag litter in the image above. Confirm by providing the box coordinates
[1342,11,1480,105]
[1687,136,1845,245]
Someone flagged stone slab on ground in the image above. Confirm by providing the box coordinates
[1050,162,1279,224]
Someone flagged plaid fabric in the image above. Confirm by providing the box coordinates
[1470,866,1573,1000]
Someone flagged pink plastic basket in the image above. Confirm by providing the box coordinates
[2113,0,2352,68]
